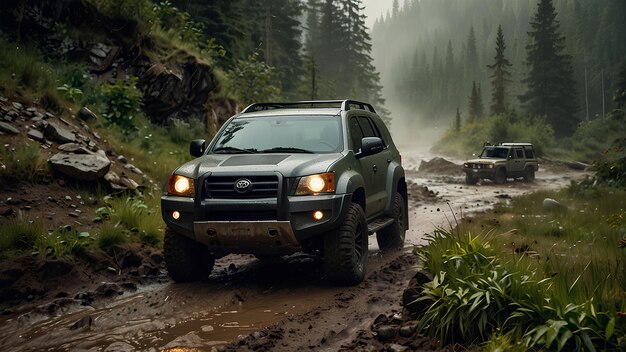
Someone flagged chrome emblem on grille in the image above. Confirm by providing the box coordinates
[234,178,253,194]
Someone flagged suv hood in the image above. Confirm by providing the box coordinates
[174,153,343,178]
[465,157,505,164]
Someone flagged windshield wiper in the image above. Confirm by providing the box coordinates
[261,147,314,154]
[212,146,258,154]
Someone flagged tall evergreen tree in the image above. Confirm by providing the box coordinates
[468,81,483,122]
[454,107,461,133]
[520,0,577,136]
[615,58,626,110]
[487,25,512,115]
[465,25,478,81]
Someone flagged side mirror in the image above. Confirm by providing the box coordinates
[357,137,384,158]
[190,139,206,157]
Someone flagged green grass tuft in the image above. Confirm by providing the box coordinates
[0,142,46,183]
[96,224,127,249]
[0,220,44,254]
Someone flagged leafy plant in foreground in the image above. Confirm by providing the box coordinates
[415,229,625,351]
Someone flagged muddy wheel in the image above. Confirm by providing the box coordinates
[323,203,368,286]
[377,192,406,250]
[494,168,507,184]
[465,173,478,185]
[523,167,535,183]
[164,227,215,282]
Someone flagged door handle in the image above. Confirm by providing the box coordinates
[387,159,392,163]
[372,165,378,172]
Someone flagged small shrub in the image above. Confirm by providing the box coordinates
[97,224,126,249]
[99,78,143,135]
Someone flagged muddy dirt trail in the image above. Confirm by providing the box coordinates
[0,152,588,352]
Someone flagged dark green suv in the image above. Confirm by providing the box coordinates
[161,100,408,285]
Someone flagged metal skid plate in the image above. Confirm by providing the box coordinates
[193,221,301,254]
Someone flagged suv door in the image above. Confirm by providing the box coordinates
[509,147,525,176]
[349,116,388,217]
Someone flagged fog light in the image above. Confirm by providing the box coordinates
[172,211,180,220]
[313,210,324,220]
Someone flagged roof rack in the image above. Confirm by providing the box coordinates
[241,100,376,114]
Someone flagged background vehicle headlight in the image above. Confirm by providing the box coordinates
[295,173,335,195]
[168,175,195,196]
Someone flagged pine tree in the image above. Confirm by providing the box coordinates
[615,58,626,110]
[520,0,577,136]
[465,25,478,81]
[468,81,483,122]
[454,107,461,133]
[487,25,512,115]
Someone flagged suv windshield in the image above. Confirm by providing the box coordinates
[211,115,343,154]
[480,147,510,158]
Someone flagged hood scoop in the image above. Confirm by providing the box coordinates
[220,155,289,166]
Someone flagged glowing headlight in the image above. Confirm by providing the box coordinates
[168,175,195,196]
[295,173,335,195]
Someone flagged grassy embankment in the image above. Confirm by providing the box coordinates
[0,1,227,258]
[414,179,626,350]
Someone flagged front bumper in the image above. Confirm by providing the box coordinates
[463,167,496,179]
[161,193,351,254]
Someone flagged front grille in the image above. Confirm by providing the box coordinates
[204,175,279,199]
[468,163,491,169]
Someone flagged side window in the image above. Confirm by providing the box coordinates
[525,148,535,159]
[349,117,364,152]
[357,117,376,137]
[516,149,524,158]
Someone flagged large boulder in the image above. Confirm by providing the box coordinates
[48,153,110,181]
[137,57,218,125]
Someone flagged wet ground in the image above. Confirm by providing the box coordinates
[0,151,588,351]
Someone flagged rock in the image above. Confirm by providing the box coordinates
[543,198,567,212]
[399,324,416,338]
[37,260,73,278]
[95,283,123,297]
[403,270,434,317]
[27,129,44,141]
[58,143,91,154]
[77,107,97,121]
[0,208,14,217]
[48,153,110,181]
[121,252,142,269]
[389,344,408,352]
[70,315,93,330]
[12,102,23,110]
[124,163,143,175]
[376,326,397,341]
[150,253,164,264]
[0,121,19,135]
[117,155,128,164]
[119,175,139,190]
[44,122,76,143]
[137,264,158,277]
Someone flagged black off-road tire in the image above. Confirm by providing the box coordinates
[523,167,535,183]
[494,168,507,184]
[323,203,368,286]
[377,192,407,250]
[164,227,215,282]
[465,173,478,185]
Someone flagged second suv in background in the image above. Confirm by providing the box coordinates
[463,143,538,185]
